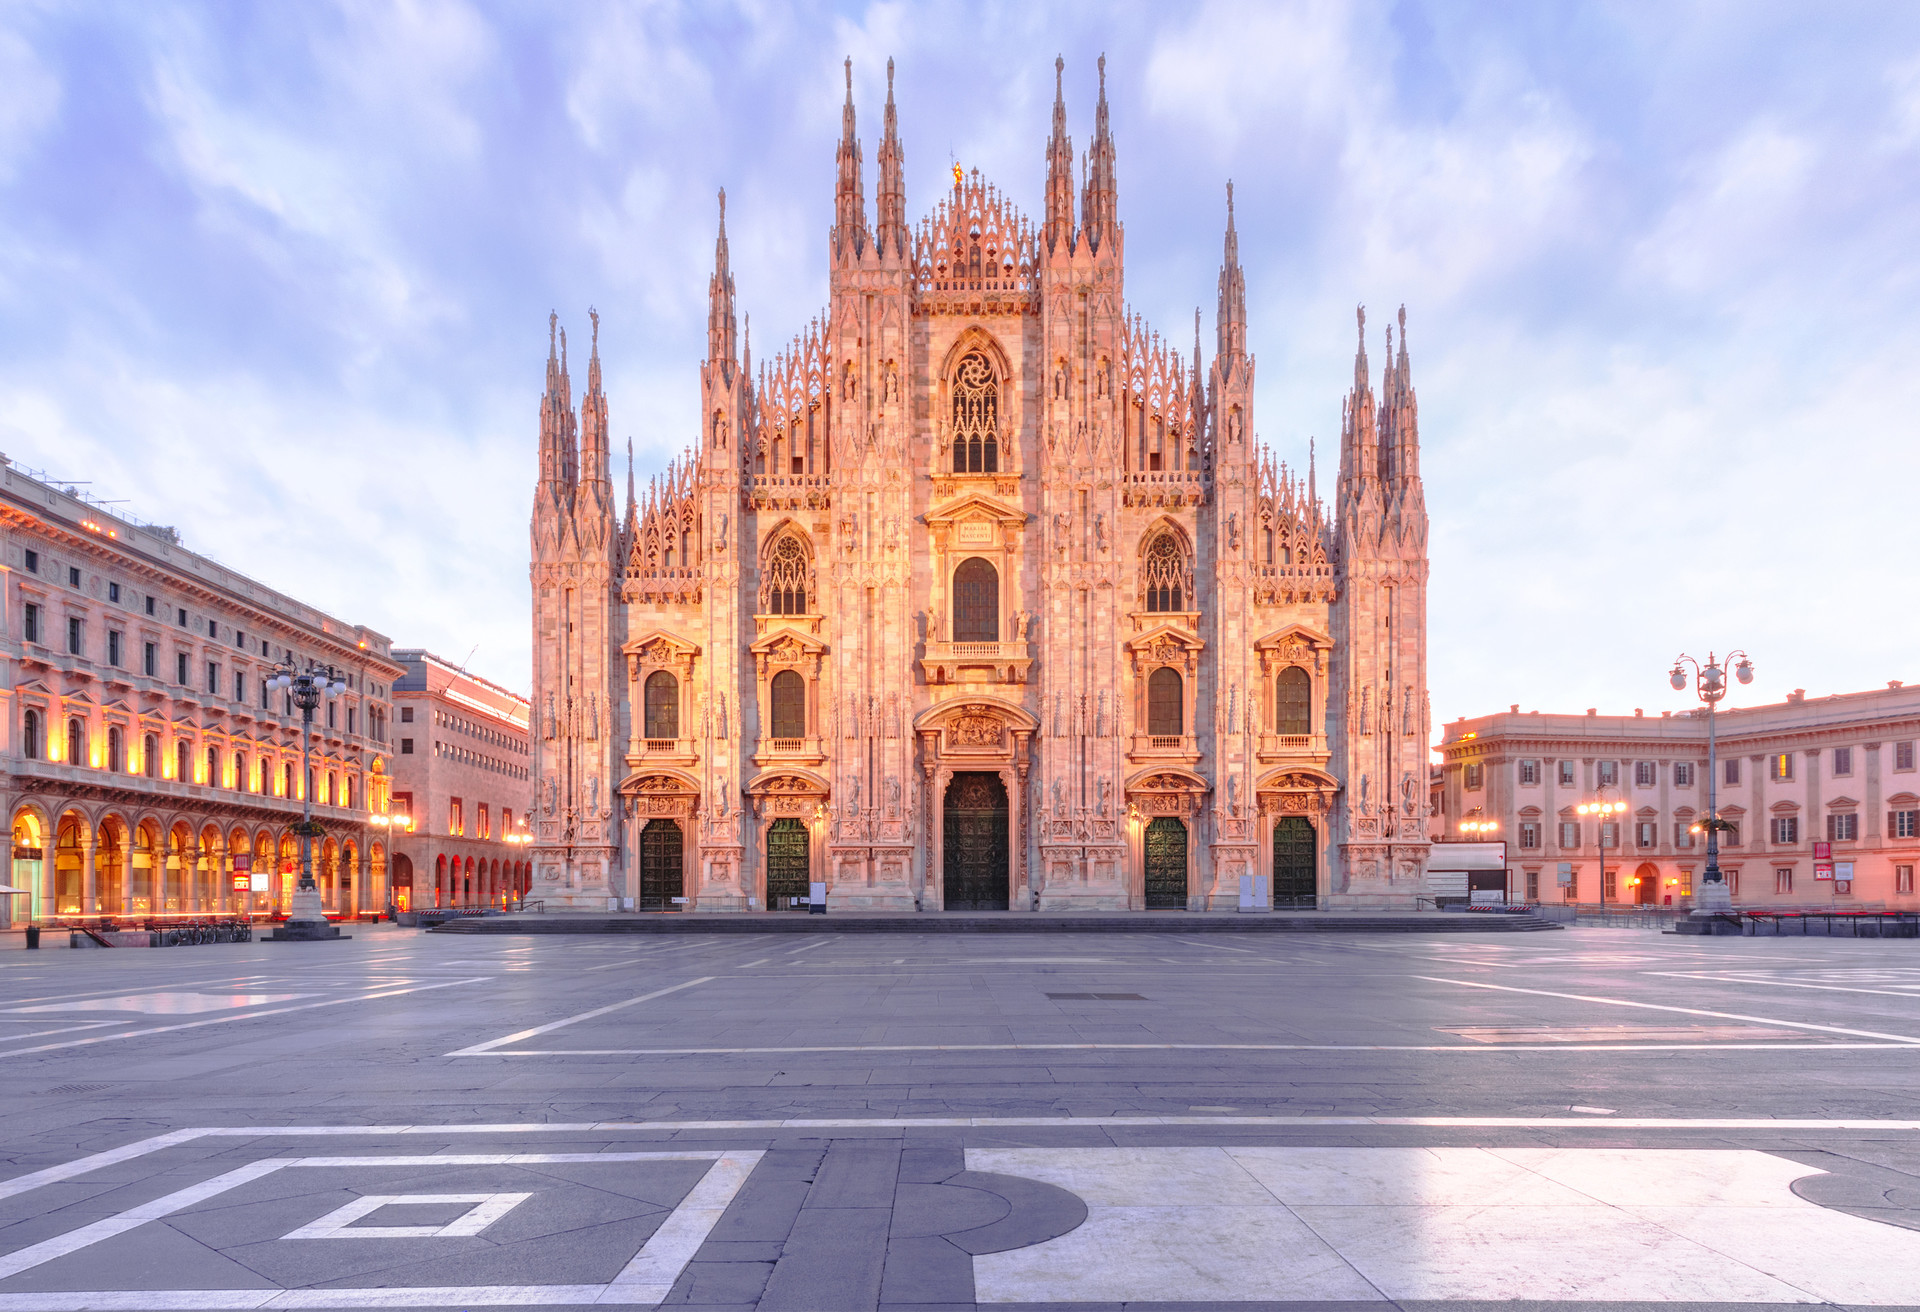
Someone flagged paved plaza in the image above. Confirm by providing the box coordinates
[1,925,1920,1309]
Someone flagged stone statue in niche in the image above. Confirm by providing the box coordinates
[884,361,898,402]
[1359,688,1371,736]
[717,694,728,740]
[1228,774,1243,816]
[1403,685,1415,736]
[923,607,941,643]
[847,774,861,811]
[841,513,858,553]
[1401,772,1417,815]
[1012,610,1032,642]
[1226,511,1240,552]
[1096,775,1111,815]
[713,511,728,553]
[1094,512,1108,553]
[1052,777,1066,813]
[886,776,901,815]
[1360,773,1371,814]
[1095,358,1110,398]
[589,776,600,815]
[1095,690,1108,738]
[544,777,557,814]
[545,694,556,739]
[885,515,900,552]
[842,364,857,401]
[1054,360,1068,399]
[1228,408,1243,444]
[587,694,599,740]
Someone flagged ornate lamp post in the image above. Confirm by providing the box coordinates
[267,659,348,941]
[1671,650,1753,917]
[1456,807,1500,839]
[1576,792,1627,908]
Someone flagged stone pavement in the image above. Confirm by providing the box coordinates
[1,924,1920,1309]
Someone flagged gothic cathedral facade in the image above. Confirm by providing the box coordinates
[529,59,1433,913]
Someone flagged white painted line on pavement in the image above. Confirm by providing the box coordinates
[443,977,713,1056]
[0,978,490,1059]
[1414,975,1920,1044]
[1648,971,1920,1001]
[450,1040,1917,1056]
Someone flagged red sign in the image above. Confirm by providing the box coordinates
[233,853,252,872]
[231,874,250,890]
[1815,862,1834,880]
[1814,842,1832,860]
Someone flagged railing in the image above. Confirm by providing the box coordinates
[644,739,677,752]
[1276,734,1310,749]
[1149,736,1184,750]
[770,738,805,753]
[948,643,1002,658]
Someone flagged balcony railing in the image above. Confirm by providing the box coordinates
[769,738,805,753]
[1149,735,1184,750]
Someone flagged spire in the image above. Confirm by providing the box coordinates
[1080,53,1118,251]
[832,56,868,261]
[1191,307,1206,439]
[1216,180,1247,373]
[707,190,738,381]
[875,58,908,258]
[624,436,636,524]
[1044,55,1075,254]
[1338,304,1379,504]
[580,307,610,488]
[1386,304,1421,487]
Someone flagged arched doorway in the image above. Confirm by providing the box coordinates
[1144,817,1188,909]
[1273,817,1317,908]
[766,818,810,910]
[1633,861,1660,906]
[943,773,1009,910]
[639,819,684,911]
[392,854,414,912]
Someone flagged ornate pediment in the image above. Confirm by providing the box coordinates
[1123,623,1204,673]
[1254,623,1335,675]
[924,492,1029,550]
[745,768,830,797]
[624,630,701,663]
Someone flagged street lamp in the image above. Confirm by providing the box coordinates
[1576,794,1628,908]
[1671,650,1754,917]
[267,659,349,941]
[1457,808,1500,838]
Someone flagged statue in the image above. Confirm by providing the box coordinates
[1095,690,1108,738]
[885,515,900,552]
[924,607,943,642]
[848,774,862,810]
[1095,358,1110,398]
[1096,775,1111,815]
[1226,511,1240,552]
[1360,688,1371,736]
[544,694,556,739]
[1052,778,1066,813]
[1360,773,1371,815]
[1402,772,1417,816]
[1094,512,1108,553]
[1012,610,1032,642]
[884,361,899,403]
[544,776,557,814]
[886,776,901,815]
[1228,774,1243,816]
[715,511,728,553]
[588,776,600,815]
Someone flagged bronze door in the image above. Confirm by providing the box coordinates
[942,772,1009,910]
[766,818,810,910]
[1144,817,1188,909]
[638,819,684,911]
[1273,816,1316,907]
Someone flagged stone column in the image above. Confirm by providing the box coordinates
[79,829,97,915]
[118,837,134,917]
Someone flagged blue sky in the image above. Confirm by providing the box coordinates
[3,2,1915,729]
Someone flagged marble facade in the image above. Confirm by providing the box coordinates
[528,59,1433,912]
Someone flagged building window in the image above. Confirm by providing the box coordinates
[346,705,355,734]
[284,762,295,796]
[769,670,806,739]
[1637,821,1656,848]
[1674,762,1694,787]
[67,616,83,655]
[108,582,120,603]
[950,350,999,473]
[1275,667,1311,735]
[1635,761,1655,787]
[1770,753,1793,781]
[176,652,188,685]
[143,733,157,777]
[22,603,37,644]
[450,798,464,836]
[1147,667,1183,736]
[145,594,155,616]
[1464,763,1484,790]
[68,566,80,587]
[1518,759,1539,786]
[234,628,244,649]
[22,709,39,759]
[1724,822,1741,847]
[1725,758,1741,785]
[143,642,156,677]
[1519,822,1540,849]
[177,607,186,626]
[1141,531,1191,612]
[1832,746,1854,776]
[1776,867,1793,895]
[952,557,999,642]
[234,751,247,792]
[1597,760,1618,787]
[478,804,491,840]
[1827,813,1859,842]
[1675,822,1696,848]
[760,533,812,615]
[644,670,680,739]
[175,740,190,781]
[327,700,335,728]
[344,775,355,809]
[400,706,414,723]
[67,717,85,765]
[107,726,123,771]
[1893,810,1918,839]
[1772,816,1799,844]
[1559,821,1579,848]
[1897,742,1916,772]
[1899,865,1914,895]
[23,549,37,574]
[1525,870,1539,901]
[206,661,219,695]
[234,672,245,703]
[206,745,220,787]
[1601,821,1618,849]
[400,738,414,754]
[1604,870,1617,900]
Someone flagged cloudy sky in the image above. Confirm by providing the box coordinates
[2,1,1914,730]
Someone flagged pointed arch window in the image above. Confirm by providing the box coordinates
[760,533,812,615]
[1141,531,1192,613]
[951,351,999,473]
[770,670,806,739]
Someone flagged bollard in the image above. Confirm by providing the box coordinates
[24,924,39,950]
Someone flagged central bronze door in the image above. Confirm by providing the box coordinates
[638,819,684,911]
[1273,816,1316,908]
[765,818,810,910]
[942,772,1009,910]
[1144,817,1188,909]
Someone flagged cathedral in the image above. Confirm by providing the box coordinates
[528,58,1432,913]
